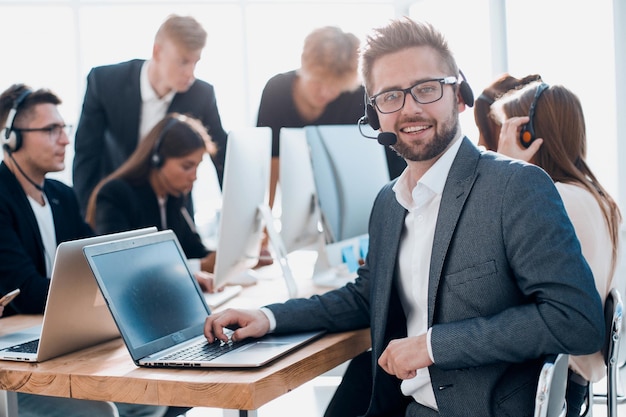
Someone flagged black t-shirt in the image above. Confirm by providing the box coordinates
[256,70,406,178]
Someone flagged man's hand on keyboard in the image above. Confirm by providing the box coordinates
[204,308,270,343]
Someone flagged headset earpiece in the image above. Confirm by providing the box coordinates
[2,89,33,153]
[459,80,474,107]
[151,117,180,168]
[520,83,549,148]
[458,70,474,108]
[365,103,380,130]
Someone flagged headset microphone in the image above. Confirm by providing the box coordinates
[357,116,397,146]
[7,151,44,192]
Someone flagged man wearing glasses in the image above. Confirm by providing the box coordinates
[0,84,167,417]
[204,18,604,417]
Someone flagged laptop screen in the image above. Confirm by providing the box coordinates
[84,231,210,359]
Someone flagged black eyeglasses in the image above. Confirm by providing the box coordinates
[14,124,73,140]
[369,76,458,114]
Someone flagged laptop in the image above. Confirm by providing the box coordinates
[0,227,158,362]
[82,230,325,368]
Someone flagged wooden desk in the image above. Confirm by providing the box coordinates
[0,254,371,416]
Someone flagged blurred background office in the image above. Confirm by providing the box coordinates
[0,0,623,215]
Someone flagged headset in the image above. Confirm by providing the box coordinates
[519,82,549,148]
[151,116,181,168]
[2,89,33,153]
[362,70,474,131]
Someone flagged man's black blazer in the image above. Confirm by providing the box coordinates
[72,59,228,214]
[0,163,93,315]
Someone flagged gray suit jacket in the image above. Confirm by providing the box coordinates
[268,138,604,417]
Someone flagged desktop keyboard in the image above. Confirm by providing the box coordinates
[204,285,242,309]
[1,339,39,353]
[161,338,247,362]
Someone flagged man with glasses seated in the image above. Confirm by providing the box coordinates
[0,83,167,417]
[205,18,604,417]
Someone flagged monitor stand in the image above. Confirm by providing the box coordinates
[258,205,298,298]
[309,234,365,288]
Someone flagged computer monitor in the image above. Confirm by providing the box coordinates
[213,127,297,297]
[278,127,323,254]
[304,124,391,285]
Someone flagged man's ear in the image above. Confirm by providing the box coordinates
[152,42,161,61]
[456,89,467,113]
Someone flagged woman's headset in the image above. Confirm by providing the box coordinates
[519,83,549,148]
[151,116,181,168]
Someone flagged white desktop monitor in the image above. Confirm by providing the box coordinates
[278,127,322,253]
[305,124,390,243]
[213,127,272,287]
[304,124,390,284]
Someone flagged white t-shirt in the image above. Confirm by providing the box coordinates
[27,194,57,277]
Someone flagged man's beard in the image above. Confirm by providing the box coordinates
[391,105,459,162]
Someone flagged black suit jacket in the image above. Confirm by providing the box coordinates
[73,59,228,214]
[93,179,210,260]
[0,163,93,316]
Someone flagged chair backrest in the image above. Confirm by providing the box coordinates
[603,288,623,417]
[534,353,569,417]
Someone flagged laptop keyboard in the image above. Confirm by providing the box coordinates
[161,337,249,362]
[1,339,39,353]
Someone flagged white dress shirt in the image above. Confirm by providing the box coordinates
[392,132,463,410]
[139,61,176,140]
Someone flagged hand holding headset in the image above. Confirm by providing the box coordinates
[519,83,549,148]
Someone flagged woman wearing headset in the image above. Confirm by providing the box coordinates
[491,81,622,417]
[85,113,217,291]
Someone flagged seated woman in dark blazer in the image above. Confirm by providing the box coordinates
[85,113,217,291]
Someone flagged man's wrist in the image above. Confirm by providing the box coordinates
[260,307,276,332]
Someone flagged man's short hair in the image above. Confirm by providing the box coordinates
[155,14,207,51]
[0,84,61,129]
[301,26,360,79]
[360,18,459,94]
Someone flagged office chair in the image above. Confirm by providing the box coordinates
[534,353,569,417]
[591,288,624,417]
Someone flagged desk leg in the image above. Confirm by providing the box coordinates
[223,409,258,417]
[0,391,17,417]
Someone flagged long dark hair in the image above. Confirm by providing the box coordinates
[85,113,214,226]
[496,82,622,275]
[474,73,542,151]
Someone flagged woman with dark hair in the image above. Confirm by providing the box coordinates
[474,73,541,150]
[86,113,217,290]
[492,81,622,417]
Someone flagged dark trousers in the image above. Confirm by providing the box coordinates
[324,351,373,417]
[324,350,439,417]
[565,369,589,417]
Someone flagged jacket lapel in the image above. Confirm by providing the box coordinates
[371,182,407,355]
[427,137,480,325]
[0,163,46,266]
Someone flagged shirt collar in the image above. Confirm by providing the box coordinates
[393,130,464,210]
[140,61,176,104]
